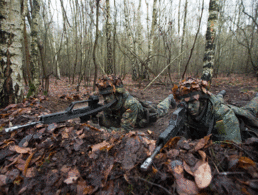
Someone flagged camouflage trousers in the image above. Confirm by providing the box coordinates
[229,96,258,128]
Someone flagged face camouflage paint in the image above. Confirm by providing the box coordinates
[103,93,116,104]
[187,100,201,116]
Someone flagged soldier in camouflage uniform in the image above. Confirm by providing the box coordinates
[93,75,176,132]
[171,77,258,143]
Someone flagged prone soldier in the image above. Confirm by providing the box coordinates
[171,77,258,143]
[90,75,176,132]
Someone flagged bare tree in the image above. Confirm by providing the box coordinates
[106,0,113,74]
[201,0,219,85]
[0,0,24,107]
[178,0,188,78]
[93,0,100,91]
[28,0,41,96]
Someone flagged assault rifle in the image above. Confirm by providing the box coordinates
[141,101,187,171]
[5,95,117,132]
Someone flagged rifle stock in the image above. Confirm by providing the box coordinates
[5,96,117,132]
[141,101,187,171]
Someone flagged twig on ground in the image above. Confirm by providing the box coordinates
[136,177,173,195]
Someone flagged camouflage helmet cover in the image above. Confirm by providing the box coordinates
[172,77,211,102]
[95,75,125,95]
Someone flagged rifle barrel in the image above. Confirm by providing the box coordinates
[5,121,40,132]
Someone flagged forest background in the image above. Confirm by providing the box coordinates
[0,0,258,107]
[1,0,258,194]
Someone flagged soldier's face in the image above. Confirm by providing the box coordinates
[187,100,200,116]
[103,93,115,104]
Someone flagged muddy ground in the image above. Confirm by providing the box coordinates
[0,74,258,195]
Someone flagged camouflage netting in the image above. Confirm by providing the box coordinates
[0,97,258,194]
[172,77,211,102]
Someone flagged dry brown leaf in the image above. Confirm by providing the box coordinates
[83,185,95,195]
[0,175,7,187]
[9,145,31,154]
[64,167,81,184]
[152,166,158,174]
[89,141,110,159]
[198,150,207,161]
[183,161,194,176]
[64,176,78,184]
[194,162,212,189]
[193,135,211,151]
[77,180,87,195]
[237,156,255,169]
[25,167,37,178]
[61,165,71,173]
[167,149,180,159]
[15,158,26,171]
[176,177,199,195]
[163,136,181,150]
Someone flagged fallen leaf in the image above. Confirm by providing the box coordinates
[0,175,7,187]
[64,176,78,184]
[194,162,212,189]
[193,134,212,151]
[237,156,255,169]
[9,145,31,154]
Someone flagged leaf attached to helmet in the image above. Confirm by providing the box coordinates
[95,75,124,95]
[172,77,211,102]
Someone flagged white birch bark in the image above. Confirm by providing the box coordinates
[201,0,219,84]
[29,0,41,96]
[178,0,187,78]
[124,0,136,80]
[0,0,24,107]
[48,0,61,79]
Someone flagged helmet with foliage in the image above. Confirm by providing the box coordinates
[95,74,125,95]
[172,77,211,102]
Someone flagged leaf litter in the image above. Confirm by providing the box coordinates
[0,96,258,194]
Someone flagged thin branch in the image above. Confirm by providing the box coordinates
[182,0,204,80]
[60,0,71,27]
[240,0,258,28]
[136,177,173,195]
[143,51,185,91]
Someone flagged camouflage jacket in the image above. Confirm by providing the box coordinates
[99,91,145,132]
[186,94,258,143]
[186,94,241,143]
[98,91,173,132]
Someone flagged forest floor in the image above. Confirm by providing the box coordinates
[0,74,258,194]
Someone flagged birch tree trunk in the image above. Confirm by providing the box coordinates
[48,0,61,79]
[178,0,187,78]
[201,0,219,85]
[106,0,113,74]
[29,0,41,96]
[93,0,100,91]
[113,0,117,75]
[22,0,31,85]
[136,0,142,79]
[124,0,136,80]
[146,0,158,79]
[0,0,24,108]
